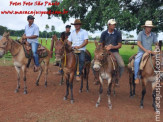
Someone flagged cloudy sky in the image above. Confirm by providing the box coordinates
[0,0,162,40]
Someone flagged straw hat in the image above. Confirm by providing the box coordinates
[71,19,82,25]
[108,19,116,25]
[141,20,155,28]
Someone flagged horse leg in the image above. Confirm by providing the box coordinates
[129,73,133,97]
[59,71,64,86]
[70,73,74,104]
[44,62,49,87]
[15,66,21,93]
[96,77,103,107]
[129,76,133,97]
[86,65,90,92]
[22,65,27,94]
[152,82,157,111]
[140,78,147,109]
[35,66,43,86]
[79,73,83,93]
[132,73,136,96]
[64,75,69,100]
[113,81,116,96]
[107,78,112,109]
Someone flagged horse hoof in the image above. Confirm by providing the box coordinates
[15,89,19,93]
[45,82,47,87]
[140,106,144,109]
[44,84,47,88]
[36,83,39,86]
[86,89,89,93]
[59,83,62,86]
[71,100,74,104]
[129,95,133,98]
[108,105,112,109]
[96,103,99,108]
[24,91,27,94]
[63,97,67,100]
[79,90,82,93]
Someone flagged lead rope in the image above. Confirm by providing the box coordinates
[64,49,66,66]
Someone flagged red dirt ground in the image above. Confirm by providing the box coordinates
[0,65,162,122]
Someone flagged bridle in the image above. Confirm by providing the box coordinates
[94,49,108,67]
[0,37,20,57]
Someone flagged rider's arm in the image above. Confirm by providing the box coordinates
[110,43,122,49]
[78,39,88,48]
[24,26,39,39]
[137,41,148,52]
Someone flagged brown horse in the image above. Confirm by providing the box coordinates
[128,43,163,111]
[0,32,51,94]
[54,39,91,103]
[139,47,163,111]
[128,55,136,97]
[93,41,119,109]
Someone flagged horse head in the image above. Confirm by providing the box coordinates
[93,41,108,71]
[54,39,65,62]
[0,32,11,58]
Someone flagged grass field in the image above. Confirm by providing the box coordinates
[0,36,155,66]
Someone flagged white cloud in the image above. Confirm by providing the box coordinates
[0,0,162,40]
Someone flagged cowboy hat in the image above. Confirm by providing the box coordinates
[141,20,155,28]
[71,19,82,25]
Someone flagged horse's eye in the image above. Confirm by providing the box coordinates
[101,53,104,56]
[3,42,7,45]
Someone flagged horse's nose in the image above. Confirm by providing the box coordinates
[0,51,4,58]
[93,64,100,71]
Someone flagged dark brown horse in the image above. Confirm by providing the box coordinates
[93,41,119,109]
[54,39,91,103]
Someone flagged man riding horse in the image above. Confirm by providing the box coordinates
[67,19,89,81]
[134,20,158,84]
[22,15,40,72]
[95,19,125,85]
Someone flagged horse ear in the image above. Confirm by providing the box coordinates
[99,42,104,48]
[52,35,57,42]
[94,40,98,47]
[3,32,10,39]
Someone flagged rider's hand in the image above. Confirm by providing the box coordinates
[74,46,80,49]
[145,50,152,54]
[22,34,27,40]
[105,45,112,51]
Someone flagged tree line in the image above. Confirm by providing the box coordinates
[0,25,61,38]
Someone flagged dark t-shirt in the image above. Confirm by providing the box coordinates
[99,30,122,52]
[61,31,71,42]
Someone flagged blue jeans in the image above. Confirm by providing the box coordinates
[77,50,85,76]
[134,52,144,79]
[31,42,40,67]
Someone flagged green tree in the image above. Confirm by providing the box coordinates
[51,25,55,34]
[48,0,163,33]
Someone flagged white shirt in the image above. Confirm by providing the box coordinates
[25,23,39,43]
[68,29,88,51]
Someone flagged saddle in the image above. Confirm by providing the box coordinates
[128,52,150,71]
[73,49,91,75]
[108,52,117,70]
[23,43,48,59]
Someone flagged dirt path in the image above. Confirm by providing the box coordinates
[0,65,162,122]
